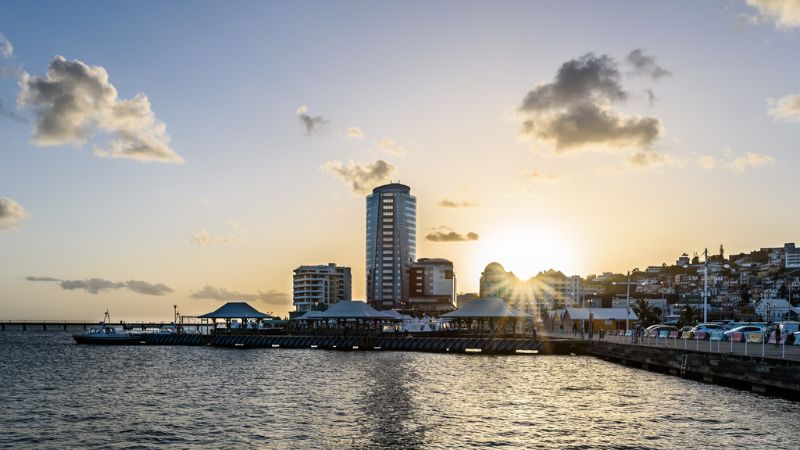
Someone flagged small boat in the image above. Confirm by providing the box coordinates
[73,310,142,345]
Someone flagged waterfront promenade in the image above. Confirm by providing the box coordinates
[545,331,800,362]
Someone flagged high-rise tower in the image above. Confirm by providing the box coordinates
[366,183,416,310]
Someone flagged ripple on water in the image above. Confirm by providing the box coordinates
[1,332,799,449]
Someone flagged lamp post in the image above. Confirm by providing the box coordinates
[588,298,593,339]
[703,248,708,324]
[613,271,638,338]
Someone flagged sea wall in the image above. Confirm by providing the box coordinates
[587,341,800,399]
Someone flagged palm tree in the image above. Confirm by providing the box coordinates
[632,298,659,327]
[678,305,698,327]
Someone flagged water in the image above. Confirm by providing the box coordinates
[1,331,799,449]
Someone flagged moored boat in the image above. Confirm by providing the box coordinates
[73,311,142,345]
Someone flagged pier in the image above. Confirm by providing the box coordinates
[140,333,585,355]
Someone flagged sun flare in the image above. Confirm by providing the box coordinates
[477,226,576,279]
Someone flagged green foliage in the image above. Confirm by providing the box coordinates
[631,298,660,327]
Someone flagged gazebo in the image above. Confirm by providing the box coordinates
[199,301,275,332]
[441,297,532,335]
[293,300,399,332]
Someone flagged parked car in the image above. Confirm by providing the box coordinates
[723,325,764,337]
[646,325,678,334]
[692,323,722,333]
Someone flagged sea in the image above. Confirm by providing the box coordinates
[1,330,799,449]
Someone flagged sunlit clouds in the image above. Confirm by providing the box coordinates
[321,159,396,195]
[376,137,407,156]
[19,56,182,163]
[725,152,775,173]
[0,197,28,229]
[744,0,800,29]
[768,93,800,122]
[346,126,364,138]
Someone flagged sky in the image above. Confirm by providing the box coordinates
[1,0,800,320]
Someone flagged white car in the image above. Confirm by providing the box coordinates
[723,325,764,337]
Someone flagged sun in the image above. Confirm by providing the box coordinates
[477,226,575,279]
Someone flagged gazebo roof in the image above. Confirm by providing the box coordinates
[563,307,638,321]
[292,310,324,321]
[198,302,273,319]
[441,297,532,319]
[382,310,414,320]
[314,300,396,319]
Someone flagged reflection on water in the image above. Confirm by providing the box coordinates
[1,331,799,449]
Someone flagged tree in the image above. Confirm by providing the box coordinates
[631,298,659,327]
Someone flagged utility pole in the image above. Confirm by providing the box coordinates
[703,248,708,324]
[626,271,631,335]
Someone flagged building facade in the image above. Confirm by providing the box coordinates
[366,183,417,310]
[293,263,352,313]
[407,258,456,314]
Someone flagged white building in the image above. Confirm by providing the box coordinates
[755,298,792,322]
[407,258,456,314]
[293,263,352,312]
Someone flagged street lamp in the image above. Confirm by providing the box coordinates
[613,271,643,338]
[587,298,593,339]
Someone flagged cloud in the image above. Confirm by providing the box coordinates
[0,197,28,229]
[0,33,12,58]
[31,277,173,295]
[190,228,242,246]
[190,285,290,306]
[725,152,775,173]
[60,278,126,294]
[622,150,672,170]
[745,0,800,29]
[425,227,480,242]
[321,159,396,195]
[346,126,364,138]
[518,169,559,182]
[0,99,26,122]
[438,199,480,208]
[518,53,663,152]
[296,105,328,136]
[25,276,60,282]
[18,56,182,163]
[694,154,718,170]
[768,93,800,122]
[124,280,174,296]
[626,49,671,80]
[376,138,407,156]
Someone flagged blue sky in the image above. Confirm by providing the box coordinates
[1,0,799,319]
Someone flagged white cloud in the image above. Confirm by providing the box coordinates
[191,228,242,246]
[694,155,718,170]
[0,197,28,229]
[346,126,364,138]
[321,159,396,195]
[768,93,800,122]
[518,169,560,182]
[0,33,12,58]
[376,138,407,156]
[745,0,800,29]
[18,56,182,163]
[725,152,775,173]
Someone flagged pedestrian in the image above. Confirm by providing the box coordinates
[775,326,781,347]
[572,322,577,336]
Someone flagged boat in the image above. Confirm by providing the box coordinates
[73,310,142,345]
